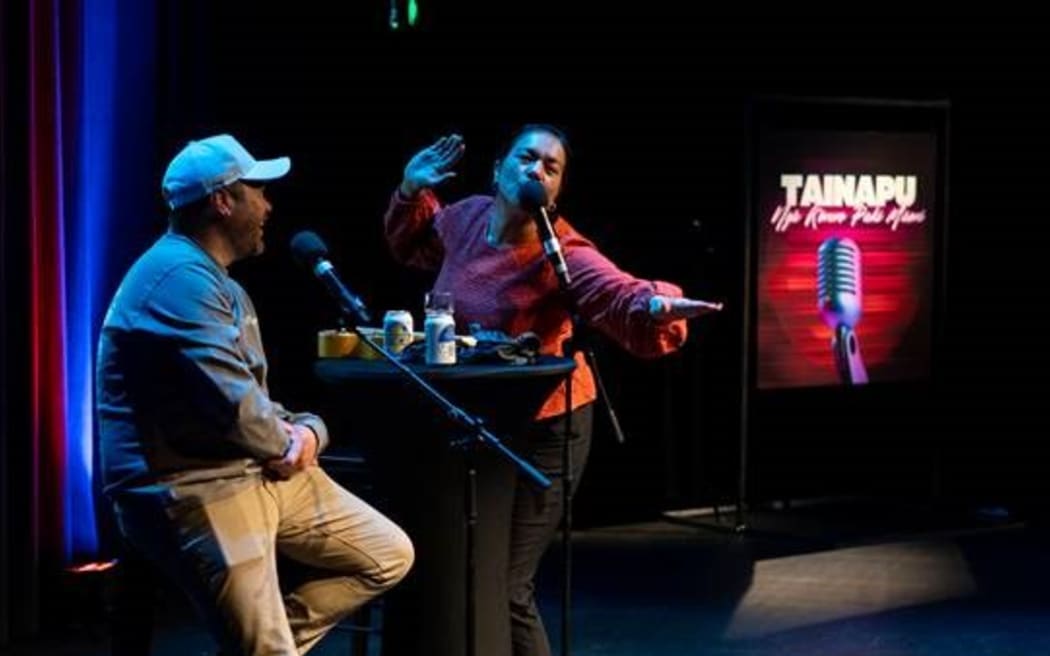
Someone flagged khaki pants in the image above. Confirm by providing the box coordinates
[114,466,414,655]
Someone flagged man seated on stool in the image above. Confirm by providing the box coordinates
[96,134,414,655]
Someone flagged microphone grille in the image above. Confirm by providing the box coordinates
[518,180,549,212]
[817,237,859,297]
[817,236,862,329]
[290,231,328,267]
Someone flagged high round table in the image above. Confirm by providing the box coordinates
[313,355,575,656]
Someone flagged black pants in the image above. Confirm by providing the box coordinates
[508,403,594,656]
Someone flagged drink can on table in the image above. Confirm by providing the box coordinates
[383,310,414,354]
[424,312,456,365]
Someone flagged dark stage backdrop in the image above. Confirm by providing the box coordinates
[146,5,1050,524]
[3,1,1049,645]
[0,5,1037,540]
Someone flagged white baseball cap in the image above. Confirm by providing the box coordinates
[161,134,291,209]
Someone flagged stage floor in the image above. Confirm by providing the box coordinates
[7,500,1050,656]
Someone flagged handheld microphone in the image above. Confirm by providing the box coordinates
[817,236,868,385]
[290,231,372,324]
[519,180,572,288]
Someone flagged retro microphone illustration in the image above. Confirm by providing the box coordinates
[817,236,869,385]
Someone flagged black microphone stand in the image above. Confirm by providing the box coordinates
[541,214,628,656]
[346,319,552,656]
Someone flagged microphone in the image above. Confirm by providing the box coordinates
[290,231,372,324]
[817,236,868,385]
[519,180,572,288]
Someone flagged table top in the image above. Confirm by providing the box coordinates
[314,354,576,384]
